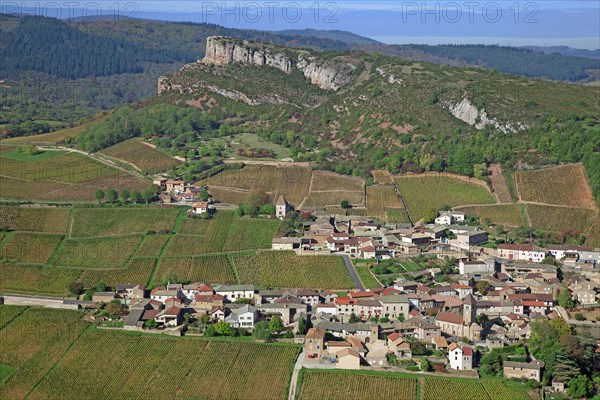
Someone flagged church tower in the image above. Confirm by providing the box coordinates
[463,294,477,325]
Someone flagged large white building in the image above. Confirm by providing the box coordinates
[435,211,465,225]
[448,342,473,371]
[498,244,546,263]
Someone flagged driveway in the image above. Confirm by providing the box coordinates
[339,254,365,291]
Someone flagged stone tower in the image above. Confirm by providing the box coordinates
[463,294,477,325]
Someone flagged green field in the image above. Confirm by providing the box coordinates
[455,204,525,227]
[0,206,70,233]
[0,307,300,400]
[99,138,182,174]
[394,175,495,222]
[421,377,531,400]
[135,235,171,257]
[222,218,281,252]
[526,204,597,233]
[51,235,143,268]
[70,207,181,237]
[233,251,354,289]
[0,264,81,295]
[1,233,63,263]
[80,258,156,288]
[155,255,236,285]
[298,370,417,400]
[355,265,382,289]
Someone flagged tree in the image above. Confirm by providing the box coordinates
[214,321,234,336]
[162,269,176,287]
[476,313,489,325]
[144,319,158,329]
[340,199,349,209]
[557,287,575,309]
[421,358,431,372]
[349,313,359,323]
[68,281,84,295]
[107,188,118,203]
[296,317,306,335]
[21,143,40,156]
[199,189,210,202]
[423,208,437,224]
[567,375,593,398]
[269,316,284,333]
[95,189,105,204]
[259,204,276,215]
[253,321,272,341]
[142,187,155,204]
[204,325,216,337]
[476,280,489,295]
[574,313,585,321]
[131,190,142,204]
[199,314,211,327]
[120,189,130,204]
[106,301,122,319]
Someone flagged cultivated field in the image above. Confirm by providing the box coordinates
[420,377,531,400]
[298,370,417,400]
[526,205,597,233]
[155,255,235,285]
[201,164,312,206]
[233,251,354,289]
[366,185,405,220]
[311,171,364,192]
[80,258,157,288]
[1,233,63,263]
[0,308,89,400]
[51,235,143,268]
[302,191,364,208]
[488,164,513,203]
[455,204,525,227]
[386,208,411,224]
[70,207,180,237]
[0,206,70,233]
[29,329,299,400]
[394,175,496,222]
[202,186,252,206]
[135,235,171,257]
[371,169,394,184]
[0,151,149,201]
[516,164,595,208]
[0,264,80,295]
[100,138,182,174]
[222,218,281,252]
[355,266,382,289]
[0,305,25,329]
[585,216,600,247]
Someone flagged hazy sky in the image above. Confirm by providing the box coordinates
[11,0,600,48]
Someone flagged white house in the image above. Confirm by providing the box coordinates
[215,284,255,302]
[435,211,465,225]
[225,304,258,328]
[498,244,546,263]
[191,202,209,215]
[150,287,182,303]
[448,342,473,370]
[459,259,495,275]
[166,180,185,193]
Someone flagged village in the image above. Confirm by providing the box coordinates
[24,177,593,397]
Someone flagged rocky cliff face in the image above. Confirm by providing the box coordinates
[201,36,354,91]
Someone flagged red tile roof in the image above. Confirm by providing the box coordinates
[197,284,214,292]
[388,332,401,342]
[436,312,464,325]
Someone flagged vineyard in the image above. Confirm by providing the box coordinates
[371,169,394,184]
[232,251,354,289]
[455,204,525,227]
[355,265,382,289]
[298,370,417,400]
[155,255,235,284]
[386,208,411,224]
[366,185,405,220]
[70,207,180,237]
[0,308,89,400]
[203,186,253,206]
[136,235,171,257]
[29,329,299,400]
[222,218,281,252]
[0,207,70,233]
[303,191,364,208]
[179,218,211,235]
[80,258,157,288]
[585,216,600,247]
[0,305,26,329]
[421,377,532,400]
[516,164,595,208]
[1,233,63,263]
[99,138,182,174]
[394,175,496,222]
[311,171,364,192]
[0,263,80,295]
[201,164,312,206]
[51,235,143,268]
[526,205,597,233]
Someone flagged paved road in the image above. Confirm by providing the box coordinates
[288,349,305,400]
[339,255,365,291]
